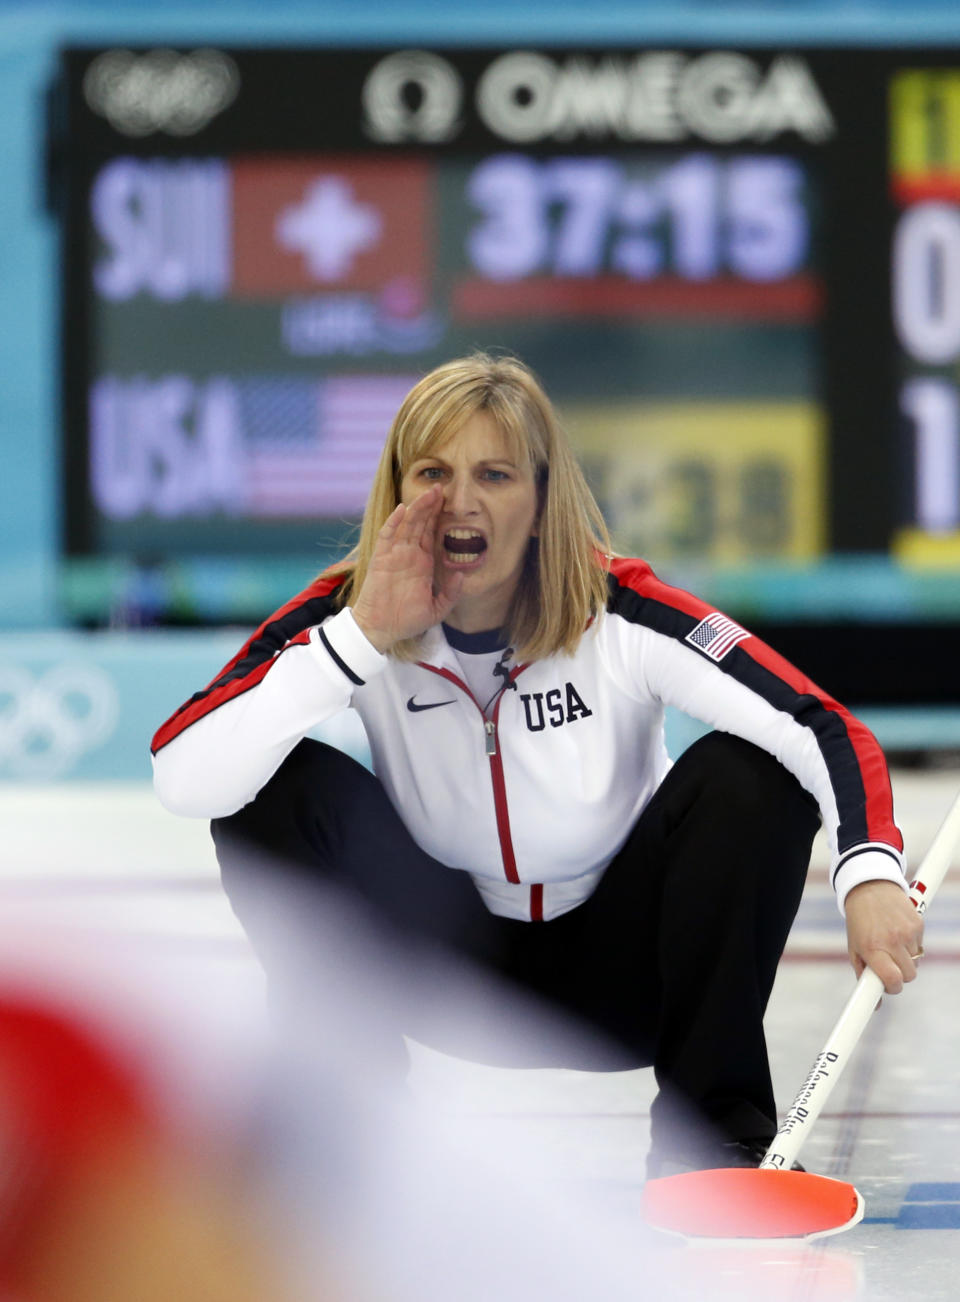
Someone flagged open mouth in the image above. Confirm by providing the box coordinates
[443,529,487,563]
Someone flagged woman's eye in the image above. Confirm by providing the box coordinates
[419,466,444,480]
[483,469,509,481]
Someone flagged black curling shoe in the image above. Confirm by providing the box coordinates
[645,1136,806,1181]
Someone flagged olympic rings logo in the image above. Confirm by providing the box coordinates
[0,665,119,779]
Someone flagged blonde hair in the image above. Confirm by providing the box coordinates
[323,353,611,660]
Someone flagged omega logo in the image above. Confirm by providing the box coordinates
[361,50,464,143]
[362,48,835,147]
[476,50,834,144]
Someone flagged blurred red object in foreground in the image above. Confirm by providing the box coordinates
[0,995,283,1302]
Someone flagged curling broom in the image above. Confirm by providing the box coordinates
[641,786,960,1240]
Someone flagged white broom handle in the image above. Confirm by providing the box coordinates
[760,788,960,1172]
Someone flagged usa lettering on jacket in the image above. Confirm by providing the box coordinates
[520,683,593,731]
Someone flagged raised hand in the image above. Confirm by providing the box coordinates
[351,487,464,653]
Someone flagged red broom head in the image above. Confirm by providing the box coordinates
[641,1168,863,1240]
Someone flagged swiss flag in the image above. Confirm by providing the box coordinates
[231,156,431,296]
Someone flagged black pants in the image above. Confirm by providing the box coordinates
[212,732,819,1151]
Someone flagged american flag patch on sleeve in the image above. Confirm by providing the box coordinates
[684,612,750,662]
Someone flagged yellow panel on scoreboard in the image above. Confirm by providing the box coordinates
[564,401,824,565]
[892,527,960,567]
[890,68,960,195]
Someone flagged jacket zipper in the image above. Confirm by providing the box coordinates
[483,694,520,885]
[417,662,527,889]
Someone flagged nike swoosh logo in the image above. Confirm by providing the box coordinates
[407,696,457,713]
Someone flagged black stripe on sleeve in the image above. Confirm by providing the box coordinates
[179,589,342,713]
[606,573,693,642]
[734,659,870,850]
[832,844,903,888]
[151,582,354,754]
[317,625,364,686]
[606,572,872,853]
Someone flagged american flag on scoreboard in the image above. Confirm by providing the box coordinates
[684,612,750,662]
[241,375,415,517]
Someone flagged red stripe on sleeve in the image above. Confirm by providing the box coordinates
[150,578,343,754]
[610,559,902,853]
[737,635,902,853]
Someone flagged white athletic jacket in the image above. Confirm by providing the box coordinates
[152,557,906,922]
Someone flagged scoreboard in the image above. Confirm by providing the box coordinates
[46,44,960,633]
[891,67,960,557]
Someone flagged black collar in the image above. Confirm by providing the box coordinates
[442,624,510,654]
